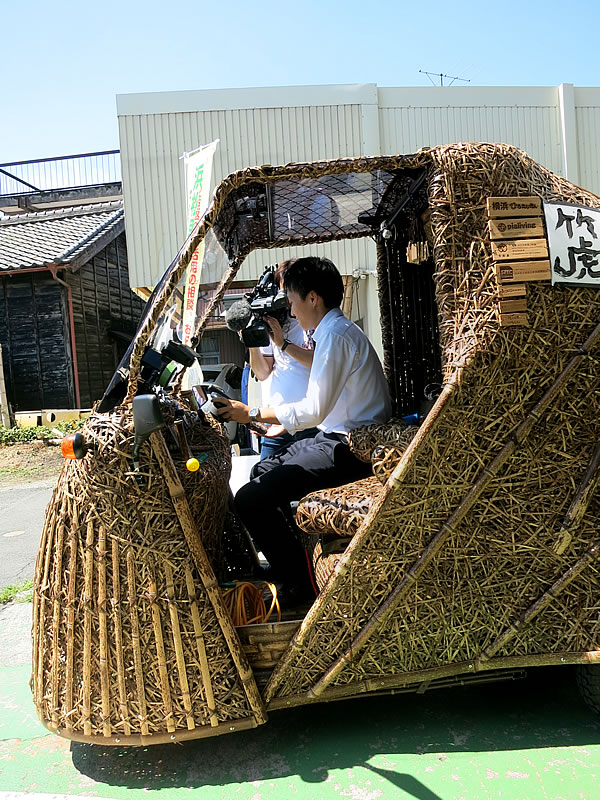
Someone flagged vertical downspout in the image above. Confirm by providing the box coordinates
[48,265,81,408]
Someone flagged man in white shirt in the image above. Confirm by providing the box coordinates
[217,256,391,602]
[248,260,319,460]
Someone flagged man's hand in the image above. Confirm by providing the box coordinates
[264,315,285,348]
[263,423,288,439]
[215,398,250,424]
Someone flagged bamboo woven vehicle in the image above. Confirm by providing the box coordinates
[32,142,600,746]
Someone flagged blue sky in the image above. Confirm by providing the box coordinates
[2,0,598,163]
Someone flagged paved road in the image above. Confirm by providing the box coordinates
[0,480,54,588]
[1,598,599,800]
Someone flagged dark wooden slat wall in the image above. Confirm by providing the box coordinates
[67,233,145,408]
[0,274,73,410]
[218,328,246,365]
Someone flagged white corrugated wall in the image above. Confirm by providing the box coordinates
[575,88,600,194]
[378,87,563,175]
[118,83,600,291]
[117,85,377,289]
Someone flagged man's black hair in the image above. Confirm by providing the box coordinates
[282,256,344,309]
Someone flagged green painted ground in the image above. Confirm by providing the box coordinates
[1,662,599,800]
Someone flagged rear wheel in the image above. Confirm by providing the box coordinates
[576,665,600,715]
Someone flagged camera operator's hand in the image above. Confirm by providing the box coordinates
[263,315,285,349]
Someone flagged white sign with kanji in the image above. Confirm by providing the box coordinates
[543,202,600,287]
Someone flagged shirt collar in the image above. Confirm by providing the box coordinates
[313,307,343,342]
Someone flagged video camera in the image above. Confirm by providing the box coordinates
[225,266,289,348]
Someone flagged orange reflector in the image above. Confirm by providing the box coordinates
[61,432,87,459]
[61,434,77,459]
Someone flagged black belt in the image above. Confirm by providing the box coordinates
[321,431,349,444]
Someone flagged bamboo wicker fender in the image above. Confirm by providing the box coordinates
[31,408,266,743]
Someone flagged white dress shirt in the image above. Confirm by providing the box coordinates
[259,318,310,406]
[274,308,392,436]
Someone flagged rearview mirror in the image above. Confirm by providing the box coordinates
[133,394,165,440]
[132,394,165,479]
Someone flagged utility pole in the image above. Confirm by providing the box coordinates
[0,344,11,427]
[419,70,470,87]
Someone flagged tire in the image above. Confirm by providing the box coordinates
[576,665,600,715]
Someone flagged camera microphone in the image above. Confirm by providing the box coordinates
[225,299,252,332]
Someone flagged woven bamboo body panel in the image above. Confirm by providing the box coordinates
[264,143,600,706]
[31,409,263,744]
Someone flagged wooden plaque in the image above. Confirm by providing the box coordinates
[500,298,528,314]
[488,216,545,240]
[487,197,542,218]
[499,312,530,327]
[491,239,549,261]
[498,283,527,298]
[495,261,552,283]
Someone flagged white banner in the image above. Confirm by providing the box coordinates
[182,139,219,345]
[543,201,600,287]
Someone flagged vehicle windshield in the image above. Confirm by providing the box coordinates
[99,163,423,410]
[148,169,402,350]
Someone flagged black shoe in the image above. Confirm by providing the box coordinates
[278,581,316,608]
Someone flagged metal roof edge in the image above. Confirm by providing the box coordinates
[0,200,123,226]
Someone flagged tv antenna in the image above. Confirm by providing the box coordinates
[419,70,470,87]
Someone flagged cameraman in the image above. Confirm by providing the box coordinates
[248,260,319,460]
[217,256,391,603]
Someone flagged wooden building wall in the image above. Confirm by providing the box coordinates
[66,232,145,408]
[0,274,73,411]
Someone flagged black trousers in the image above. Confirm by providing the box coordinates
[234,431,372,587]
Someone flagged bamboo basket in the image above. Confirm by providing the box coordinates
[32,142,600,743]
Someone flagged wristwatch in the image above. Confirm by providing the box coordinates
[281,339,291,351]
[248,407,261,422]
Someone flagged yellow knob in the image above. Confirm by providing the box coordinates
[186,458,200,472]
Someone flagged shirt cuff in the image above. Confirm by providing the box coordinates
[273,403,299,435]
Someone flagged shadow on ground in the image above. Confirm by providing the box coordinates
[70,667,600,794]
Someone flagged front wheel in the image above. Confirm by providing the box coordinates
[576,665,600,715]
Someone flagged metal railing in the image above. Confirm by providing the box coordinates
[0,150,121,197]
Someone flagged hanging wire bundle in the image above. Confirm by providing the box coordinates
[221,581,281,626]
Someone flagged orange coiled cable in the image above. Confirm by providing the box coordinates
[221,581,281,626]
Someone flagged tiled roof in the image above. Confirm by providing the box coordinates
[0,201,124,272]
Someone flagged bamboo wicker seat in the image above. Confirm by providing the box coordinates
[347,418,417,463]
[372,443,407,483]
[295,423,418,543]
[295,422,417,544]
[297,477,381,592]
[296,476,381,538]
[312,540,343,593]
[295,424,418,591]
